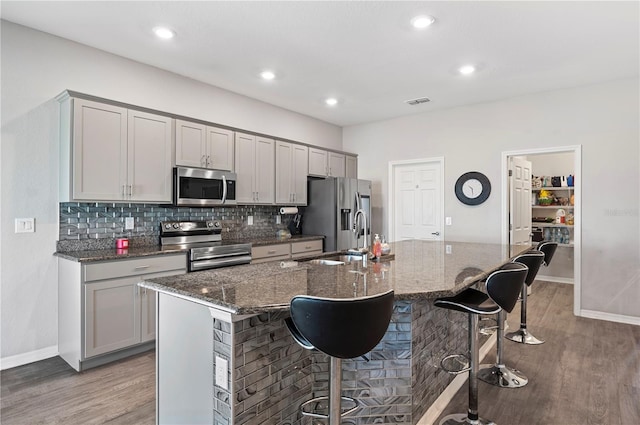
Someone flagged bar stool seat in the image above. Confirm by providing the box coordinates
[285,290,394,424]
[435,263,528,425]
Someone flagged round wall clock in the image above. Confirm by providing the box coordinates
[455,172,491,205]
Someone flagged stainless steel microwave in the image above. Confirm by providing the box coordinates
[173,167,237,206]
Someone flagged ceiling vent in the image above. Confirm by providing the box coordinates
[405,97,431,105]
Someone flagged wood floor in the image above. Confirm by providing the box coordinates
[1,281,638,425]
[437,281,640,425]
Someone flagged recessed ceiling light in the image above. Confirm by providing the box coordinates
[260,70,276,81]
[459,65,476,75]
[153,26,175,40]
[325,98,338,106]
[411,15,435,29]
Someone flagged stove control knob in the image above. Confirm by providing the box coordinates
[164,223,172,229]
[207,221,213,227]
[173,223,180,229]
[214,221,221,228]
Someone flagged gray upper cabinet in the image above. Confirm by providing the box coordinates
[346,155,358,178]
[59,96,173,203]
[308,147,346,178]
[175,119,234,171]
[234,132,275,204]
[276,141,308,205]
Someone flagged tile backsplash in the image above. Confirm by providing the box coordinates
[58,202,292,251]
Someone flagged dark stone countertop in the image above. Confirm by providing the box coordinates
[140,240,531,315]
[54,234,324,262]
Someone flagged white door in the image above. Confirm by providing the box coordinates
[175,119,206,168]
[328,152,346,177]
[308,148,328,176]
[234,132,257,203]
[392,161,443,241]
[255,136,275,204]
[291,144,308,205]
[509,156,533,245]
[206,126,234,171]
[275,141,293,204]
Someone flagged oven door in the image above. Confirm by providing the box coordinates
[174,167,237,206]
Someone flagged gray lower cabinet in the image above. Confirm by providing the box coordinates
[58,253,186,371]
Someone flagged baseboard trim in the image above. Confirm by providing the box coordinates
[536,275,574,284]
[1,345,59,371]
[580,309,640,326]
[417,332,497,425]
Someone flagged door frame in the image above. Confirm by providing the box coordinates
[388,157,445,242]
[501,145,582,316]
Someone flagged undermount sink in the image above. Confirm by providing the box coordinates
[307,259,345,266]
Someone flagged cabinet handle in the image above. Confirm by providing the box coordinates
[305,246,312,250]
[293,193,296,202]
[207,155,211,167]
[134,265,150,270]
[201,155,206,167]
[128,185,133,197]
[122,184,126,198]
[268,250,276,254]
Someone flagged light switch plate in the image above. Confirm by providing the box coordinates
[15,218,35,233]
[276,215,281,225]
[445,217,452,226]
[215,356,228,390]
[247,215,253,225]
[125,217,135,230]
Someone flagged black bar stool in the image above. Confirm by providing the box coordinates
[478,251,544,387]
[435,263,528,425]
[285,290,394,424]
[506,243,554,345]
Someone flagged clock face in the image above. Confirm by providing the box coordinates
[455,172,491,205]
[462,179,483,199]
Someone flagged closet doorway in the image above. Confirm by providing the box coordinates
[501,146,582,316]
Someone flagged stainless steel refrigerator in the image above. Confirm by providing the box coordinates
[303,177,372,252]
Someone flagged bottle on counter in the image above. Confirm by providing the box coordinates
[373,234,382,258]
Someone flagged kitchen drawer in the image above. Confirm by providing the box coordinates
[291,240,323,258]
[251,244,290,263]
[84,254,186,282]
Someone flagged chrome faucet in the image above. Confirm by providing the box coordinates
[350,209,369,266]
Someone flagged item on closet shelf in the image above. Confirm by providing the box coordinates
[551,176,561,187]
[538,189,553,205]
[555,209,566,224]
[561,176,568,187]
[542,176,551,187]
[566,213,574,226]
[567,175,574,187]
[532,176,542,189]
[570,194,575,205]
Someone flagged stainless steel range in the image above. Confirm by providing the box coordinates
[160,220,251,272]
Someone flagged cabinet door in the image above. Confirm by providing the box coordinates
[128,110,173,203]
[255,136,275,204]
[346,155,358,179]
[328,152,346,178]
[292,144,309,205]
[140,286,156,343]
[85,276,140,358]
[206,126,234,171]
[234,132,256,203]
[275,141,293,204]
[308,148,328,177]
[72,99,127,201]
[175,119,206,168]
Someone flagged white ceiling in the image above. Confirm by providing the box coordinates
[1,1,638,127]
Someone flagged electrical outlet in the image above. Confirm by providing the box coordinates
[247,215,253,225]
[215,356,228,390]
[125,217,135,230]
[446,244,452,254]
[15,218,35,233]
[445,217,452,226]
[276,215,281,224]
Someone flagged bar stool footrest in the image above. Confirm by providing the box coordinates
[300,396,359,418]
[440,354,470,375]
[439,412,496,425]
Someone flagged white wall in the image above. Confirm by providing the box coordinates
[344,78,640,319]
[0,21,342,362]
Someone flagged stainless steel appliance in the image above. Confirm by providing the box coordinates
[303,178,372,252]
[173,167,237,206]
[160,220,251,271]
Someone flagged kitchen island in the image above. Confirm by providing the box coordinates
[141,240,529,425]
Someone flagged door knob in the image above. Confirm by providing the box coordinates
[432,232,440,236]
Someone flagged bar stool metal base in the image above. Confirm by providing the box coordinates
[478,364,528,388]
[300,396,358,419]
[505,328,544,345]
[439,413,496,425]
